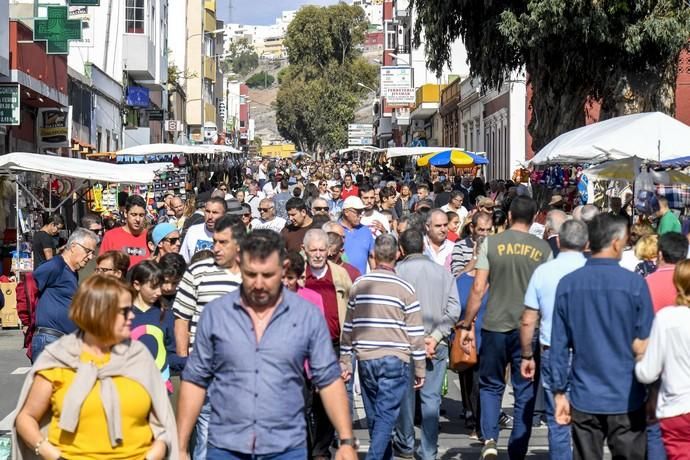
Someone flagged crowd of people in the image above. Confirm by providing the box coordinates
[8,155,690,460]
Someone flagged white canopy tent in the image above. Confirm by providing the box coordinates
[338,146,385,156]
[115,143,241,156]
[0,152,165,184]
[530,112,690,165]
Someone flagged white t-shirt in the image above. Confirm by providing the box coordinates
[636,306,690,419]
[246,192,265,219]
[262,182,278,198]
[258,164,267,181]
[180,223,213,263]
[361,210,391,237]
[251,217,286,233]
[441,204,469,223]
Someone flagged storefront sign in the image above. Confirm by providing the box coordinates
[37,107,72,149]
[148,109,165,121]
[0,84,20,125]
[384,87,415,106]
[380,66,413,99]
[34,6,82,55]
[348,123,374,146]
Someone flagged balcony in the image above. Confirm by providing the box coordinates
[204,57,216,82]
[204,103,217,124]
[411,84,444,120]
[204,10,216,33]
[123,34,156,82]
[204,0,216,13]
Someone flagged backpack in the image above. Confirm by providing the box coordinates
[16,272,38,361]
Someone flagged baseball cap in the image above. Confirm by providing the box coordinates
[152,223,178,246]
[342,196,366,210]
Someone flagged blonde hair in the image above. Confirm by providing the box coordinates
[70,275,134,342]
[634,234,658,261]
[674,260,690,306]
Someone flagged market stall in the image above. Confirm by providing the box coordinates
[0,152,167,276]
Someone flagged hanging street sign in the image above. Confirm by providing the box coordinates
[34,6,83,55]
[0,84,21,126]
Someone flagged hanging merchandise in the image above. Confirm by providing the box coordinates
[634,169,659,215]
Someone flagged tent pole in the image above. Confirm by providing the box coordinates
[15,173,20,278]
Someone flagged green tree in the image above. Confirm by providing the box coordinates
[277,3,377,151]
[221,37,259,77]
[246,71,275,88]
[410,0,690,150]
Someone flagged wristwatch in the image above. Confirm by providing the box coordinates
[457,322,472,331]
[339,437,360,449]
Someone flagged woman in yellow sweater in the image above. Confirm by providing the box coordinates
[13,275,178,460]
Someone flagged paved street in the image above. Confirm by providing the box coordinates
[0,329,568,460]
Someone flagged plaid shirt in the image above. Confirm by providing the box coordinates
[656,184,690,209]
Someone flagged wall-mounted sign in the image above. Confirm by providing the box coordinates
[37,107,72,149]
[126,86,150,107]
[380,66,413,92]
[0,84,20,125]
[148,109,165,121]
[384,87,415,106]
[69,6,94,47]
[33,6,82,55]
[69,0,100,5]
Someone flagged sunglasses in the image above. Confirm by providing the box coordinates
[163,237,181,245]
[242,213,251,217]
[95,267,115,274]
[259,208,273,212]
[119,306,134,317]
[313,207,329,212]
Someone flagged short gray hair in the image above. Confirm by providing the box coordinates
[425,208,448,225]
[303,228,328,248]
[67,228,98,248]
[321,221,341,233]
[312,198,328,208]
[558,220,589,251]
[545,210,568,234]
[374,233,398,263]
[578,204,599,224]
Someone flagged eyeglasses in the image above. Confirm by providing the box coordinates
[90,227,104,235]
[242,213,252,217]
[346,208,364,215]
[74,242,95,256]
[313,207,329,212]
[162,237,181,245]
[259,208,273,213]
[119,306,134,317]
[95,267,115,274]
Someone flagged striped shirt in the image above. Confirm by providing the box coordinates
[340,269,426,378]
[451,236,475,276]
[172,259,242,351]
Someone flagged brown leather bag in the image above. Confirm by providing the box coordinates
[449,324,478,371]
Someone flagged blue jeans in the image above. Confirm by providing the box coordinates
[541,348,572,460]
[393,345,448,460]
[191,397,211,460]
[207,446,307,460]
[31,332,59,362]
[479,329,537,459]
[358,356,410,460]
[647,422,667,460]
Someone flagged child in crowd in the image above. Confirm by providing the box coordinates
[129,260,186,393]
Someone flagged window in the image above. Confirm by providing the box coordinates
[126,0,145,34]
[384,21,397,50]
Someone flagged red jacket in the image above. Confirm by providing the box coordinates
[16,272,38,360]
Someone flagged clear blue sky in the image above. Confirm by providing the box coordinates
[217,0,341,25]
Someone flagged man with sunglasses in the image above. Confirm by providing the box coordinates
[31,228,98,361]
[311,198,330,217]
[251,198,286,233]
[150,223,182,262]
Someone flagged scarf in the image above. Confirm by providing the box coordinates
[12,333,178,459]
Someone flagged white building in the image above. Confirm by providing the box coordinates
[222,10,296,59]
[67,0,169,147]
[353,0,383,27]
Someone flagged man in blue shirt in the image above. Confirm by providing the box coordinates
[32,228,98,360]
[340,196,374,274]
[177,230,358,460]
[550,214,654,460]
[520,219,589,460]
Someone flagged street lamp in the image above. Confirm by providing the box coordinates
[389,52,410,65]
[357,82,377,93]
